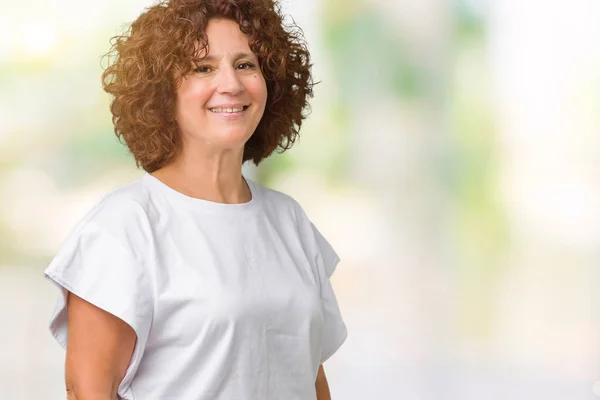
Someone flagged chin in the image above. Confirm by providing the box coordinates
[219,129,254,147]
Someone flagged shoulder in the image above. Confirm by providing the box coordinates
[82,176,153,228]
[60,176,157,256]
[251,180,307,221]
[252,180,341,277]
[251,180,319,242]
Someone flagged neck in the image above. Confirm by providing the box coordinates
[151,149,251,204]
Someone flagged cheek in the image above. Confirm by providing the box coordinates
[178,80,212,108]
[246,75,268,102]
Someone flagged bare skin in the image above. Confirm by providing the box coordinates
[154,18,267,206]
[315,364,333,400]
[65,293,135,400]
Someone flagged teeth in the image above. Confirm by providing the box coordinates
[210,107,244,113]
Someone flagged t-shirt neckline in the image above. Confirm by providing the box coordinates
[142,172,261,215]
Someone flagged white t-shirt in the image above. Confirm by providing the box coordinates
[44,173,347,400]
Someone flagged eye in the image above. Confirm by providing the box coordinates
[194,65,212,73]
[237,62,256,70]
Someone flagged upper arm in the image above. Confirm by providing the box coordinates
[315,364,332,400]
[65,292,137,399]
[43,218,155,397]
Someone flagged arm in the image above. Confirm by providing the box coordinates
[315,364,332,400]
[65,292,136,400]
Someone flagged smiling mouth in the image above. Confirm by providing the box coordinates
[209,106,249,113]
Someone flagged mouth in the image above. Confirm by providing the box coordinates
[208,105,249,113]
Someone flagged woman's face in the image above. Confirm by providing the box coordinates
[174,18,268,154]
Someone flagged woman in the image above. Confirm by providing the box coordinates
[44,0,347,399]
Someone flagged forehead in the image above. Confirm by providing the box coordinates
[197,18,253,57]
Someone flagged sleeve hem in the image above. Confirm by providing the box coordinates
[45,270,140,337]
[326,254,341,279]
[320,324,348,364]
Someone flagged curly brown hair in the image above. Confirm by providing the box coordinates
[101,0,314,173]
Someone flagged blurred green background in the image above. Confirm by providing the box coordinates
[1,0,599,398]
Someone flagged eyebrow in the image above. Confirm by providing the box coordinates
[200,52,257,62]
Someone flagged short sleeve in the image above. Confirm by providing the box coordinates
[310,222,348,364]
[43,220,153,397]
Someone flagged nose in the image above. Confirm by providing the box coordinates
[216,65,244,96]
